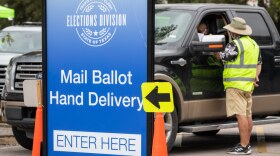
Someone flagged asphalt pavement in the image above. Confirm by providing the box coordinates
[0,123,18,148]
[1,122,280,156]
[170,123,280,156]
[0,123,13,137]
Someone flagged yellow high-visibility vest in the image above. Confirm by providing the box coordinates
[223,36,259,92]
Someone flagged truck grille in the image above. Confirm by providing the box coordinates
[0,65,7,95]
[14,62,42,91]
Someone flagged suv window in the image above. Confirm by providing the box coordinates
[193,13,230,43]
[0,30,41,53]
[236,12,272,45]
[216,17,226,34]
[155,10,194,44]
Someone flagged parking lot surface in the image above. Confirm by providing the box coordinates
[1,122,280,156]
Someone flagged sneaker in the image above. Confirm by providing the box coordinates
[247,144,251,150]
[227,143,252,155]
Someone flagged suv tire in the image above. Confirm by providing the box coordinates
[165,108,178,152]
[12,126,33,150]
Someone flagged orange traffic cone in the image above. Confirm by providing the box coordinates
[152,113,168,156]
[32,80,43,156]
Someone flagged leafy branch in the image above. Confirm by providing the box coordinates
[1,33,14,46]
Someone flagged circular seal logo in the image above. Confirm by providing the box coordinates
[67,0,127,47]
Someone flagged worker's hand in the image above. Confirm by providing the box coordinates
[254,76,259,87]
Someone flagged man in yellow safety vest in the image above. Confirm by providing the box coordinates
[215,17,262,155]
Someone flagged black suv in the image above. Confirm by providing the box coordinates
[155,4,280,151]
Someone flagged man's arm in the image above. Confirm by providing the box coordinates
[256,64,262,76]
[254,50,262,87]
[254,64,261,87]
[214,42,238,62]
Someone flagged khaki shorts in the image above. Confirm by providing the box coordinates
[226,88,253,117]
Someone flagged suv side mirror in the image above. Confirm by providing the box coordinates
[190,35,226,53]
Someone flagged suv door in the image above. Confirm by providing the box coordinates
[187,10,232,100]
[182,10,233,121]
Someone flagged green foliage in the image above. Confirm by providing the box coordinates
[267,0,280,32]
[168,0,245,3]
[0,0,279,33]
[166,0,280,32]
[0,0,41,29]
[1,33,14,46]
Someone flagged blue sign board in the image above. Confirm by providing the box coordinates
[44,0,153,155]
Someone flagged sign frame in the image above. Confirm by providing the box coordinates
[42,0,154,155]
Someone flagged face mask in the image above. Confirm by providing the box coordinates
[230,32,240,40]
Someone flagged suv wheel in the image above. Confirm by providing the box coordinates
[12,126,33,150]
[193,130,220,136]
[164,108,178,152]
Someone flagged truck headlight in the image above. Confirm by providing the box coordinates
[4,58,15,90]
[4,66,11,88]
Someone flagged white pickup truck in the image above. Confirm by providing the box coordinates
[0,24,41,150]
[0,24,41,97]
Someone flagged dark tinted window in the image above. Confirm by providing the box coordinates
[216,17,226,34]
[236,12,272,45]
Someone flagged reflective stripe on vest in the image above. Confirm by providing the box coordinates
[223,77,255,82]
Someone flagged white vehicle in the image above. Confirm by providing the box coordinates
[0,53,20,96]
[0,24,41,150]
[0,24,42,97]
